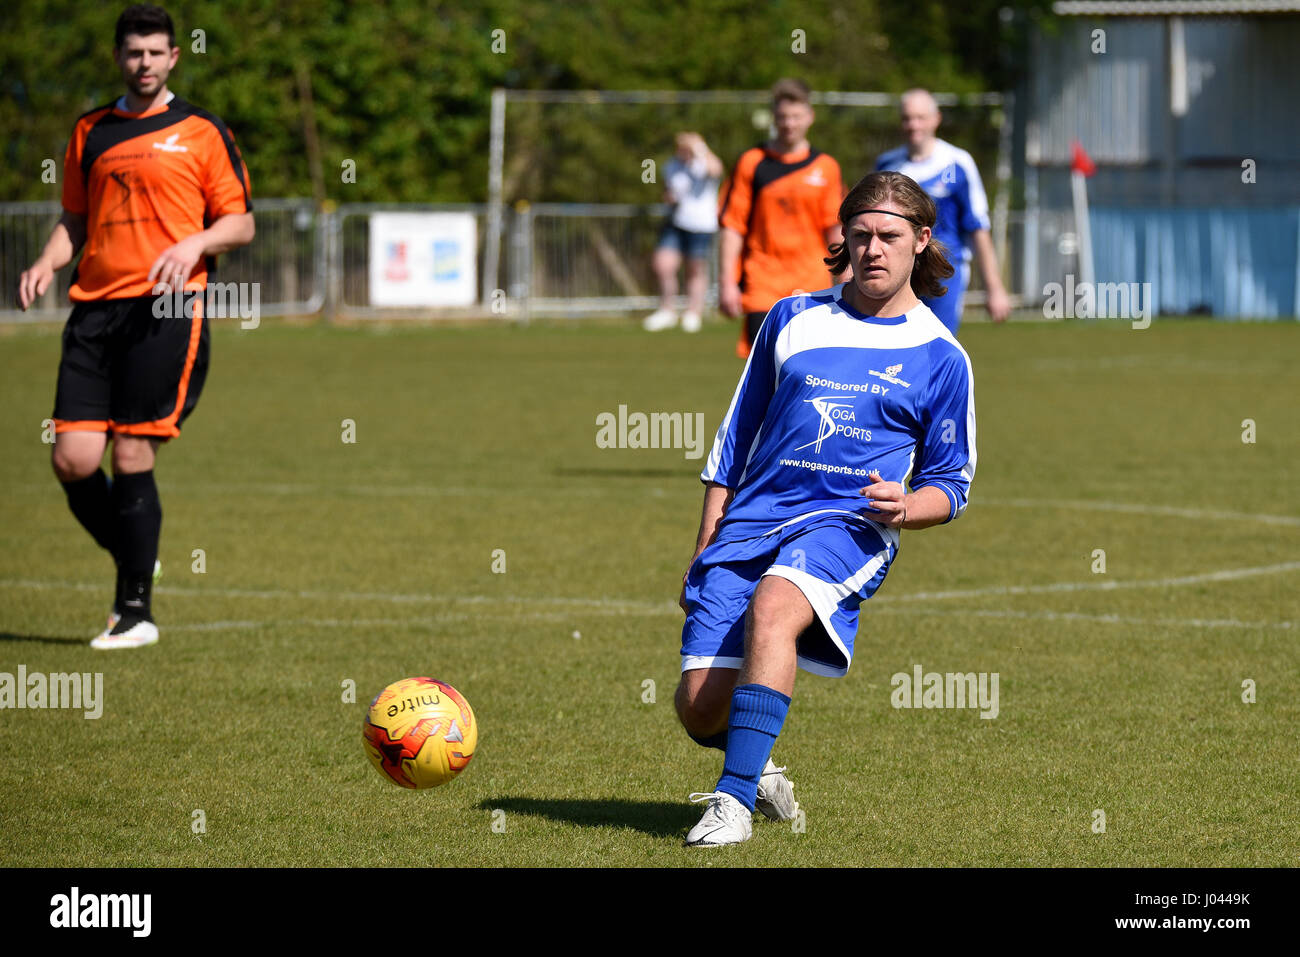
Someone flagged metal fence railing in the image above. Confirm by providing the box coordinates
[0,202,73,322]
[217,198,325,316]
[0,199,1154,323]
[0,198,323,322]
[516,204,1042,318]
[515,203,716,319]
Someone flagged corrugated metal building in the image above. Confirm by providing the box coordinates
[1021,1,1300,316]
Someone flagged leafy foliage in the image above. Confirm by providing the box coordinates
[0,0,1049,203]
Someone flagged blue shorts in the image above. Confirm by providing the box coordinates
[657,223,715,260]
[680,516,898,678]
[922,259,970,334]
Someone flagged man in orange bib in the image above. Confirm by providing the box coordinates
[717,79,848,358]
[17,4,254,649]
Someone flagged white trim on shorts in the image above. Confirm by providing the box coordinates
[681,654,744,673]
[758,508,900,549]
[762,542,893,678]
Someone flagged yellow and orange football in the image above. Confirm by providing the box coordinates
[362,677,478,789]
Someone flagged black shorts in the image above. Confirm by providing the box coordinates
[52,294,209,439]
[745,311,767,348]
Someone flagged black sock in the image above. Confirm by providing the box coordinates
[61,470,117,554]
[112,470,162,622]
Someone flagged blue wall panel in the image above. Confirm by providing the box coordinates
[1091,207,1300,318]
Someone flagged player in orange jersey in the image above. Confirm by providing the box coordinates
[717,79,848,358]
[16,4,254,649]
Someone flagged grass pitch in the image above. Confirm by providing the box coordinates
[0,315,1296,867]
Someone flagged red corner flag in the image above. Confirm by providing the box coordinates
[1071,140,1096,177]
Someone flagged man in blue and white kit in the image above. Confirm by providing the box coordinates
[675,170,976,847]
[875,88,1010,332]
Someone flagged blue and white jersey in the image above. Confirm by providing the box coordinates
[701,285,976,545]
[875,139,990,264]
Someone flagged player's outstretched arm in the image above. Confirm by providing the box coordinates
[718,229,744,317]
[972,229,1010,322]
[17,211,86,310]
[691,481,734,556]
[680,481,734,612]
[147,212,255,293]
[859,471,953,530]
[198,210,256,255]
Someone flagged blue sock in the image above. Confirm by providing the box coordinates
[715,684,790,812]
[687,729,728,751]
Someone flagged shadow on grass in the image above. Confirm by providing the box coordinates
[553,466,691,480]
[477,797,695,839]
[0,631,89,646]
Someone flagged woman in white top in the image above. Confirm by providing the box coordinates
[644,132,723,333]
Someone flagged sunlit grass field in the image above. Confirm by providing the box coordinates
[0,315,1296,866]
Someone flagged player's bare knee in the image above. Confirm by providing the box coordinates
[111,436,158,474]
[51,447,97,483]
[653,249,680,275]
[51,434,105,483]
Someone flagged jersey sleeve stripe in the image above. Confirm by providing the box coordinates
[955,149,991,228]
[701,300,782,485]
[701,346,760,484]
[911,479,960,522]
[188,104,253,211]
[717,148,754,223]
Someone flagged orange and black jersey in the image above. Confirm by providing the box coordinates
[718,144,843,315]
[61,95,252,302]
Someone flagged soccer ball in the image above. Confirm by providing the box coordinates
[362,677,478,789]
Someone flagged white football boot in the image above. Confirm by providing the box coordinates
[754,759,799,822]
[642,308,678,332]
[91,618,159,650]
[680,311,702,333]
[94,560,162,646]
[684,791,753,847]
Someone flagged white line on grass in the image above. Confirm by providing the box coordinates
[867,606,1295,631]
[3,559,1297,612]
[980,498,1300,528]
[0,578,665,612]
[6,481,659,500]
[885,560,1300,602]
[165,609,1292,633]
[169,616,471,631]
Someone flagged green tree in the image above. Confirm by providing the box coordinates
[0,0,1048,203]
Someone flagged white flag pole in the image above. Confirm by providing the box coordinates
[1071,168,1095,290]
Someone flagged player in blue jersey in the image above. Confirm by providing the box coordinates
[675,170,976,846]
[875,89,1009,333]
